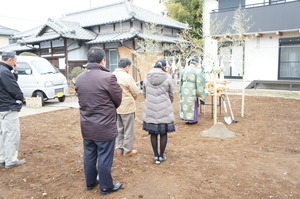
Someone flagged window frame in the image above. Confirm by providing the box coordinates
[278,37,300,80]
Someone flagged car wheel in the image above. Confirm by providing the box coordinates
[58,96,65,102]
[36,91,45,106]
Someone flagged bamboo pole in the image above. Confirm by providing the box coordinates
[241,76,245,117]
[213,72,218,125]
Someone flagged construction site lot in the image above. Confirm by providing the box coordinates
[0,93,299,199]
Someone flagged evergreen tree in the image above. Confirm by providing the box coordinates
[162,0,203,41]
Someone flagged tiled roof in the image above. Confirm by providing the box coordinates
[87,31,135,44]
[62,2,130,27]
[61,1,188,29]
[137,32,185,43]
[41,19,97,40]
[11,1,186,45]
[20,19,97,43]
[0,43,35,53]
[21,32,60,43]
[132,4,188,29]
[0,25,19,36]
[13,25,43,39]
[87,28,183,44]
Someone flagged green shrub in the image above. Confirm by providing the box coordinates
[19,52,38,56]
[69,66,85,79]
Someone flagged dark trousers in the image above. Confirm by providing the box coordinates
[83,139,115,190]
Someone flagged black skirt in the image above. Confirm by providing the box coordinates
[142,122,175,134]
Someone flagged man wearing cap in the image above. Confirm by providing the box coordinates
[0,50,26,169]
[179,56,206,124]
[113,57,139,157]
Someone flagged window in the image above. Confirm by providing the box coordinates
[219,42,243,78]
[269,0,285,5]
[109,49,118,72]
[17,62,32,75]
[279,39,300,80]
[31,60,60,75]
[219,0,245,10]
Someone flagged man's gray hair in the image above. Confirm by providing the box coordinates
[118,57,132,68]
[1,50,16,61]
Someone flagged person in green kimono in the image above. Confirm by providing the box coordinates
[179,56,206,124]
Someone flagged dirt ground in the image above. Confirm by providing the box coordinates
[0,93,299,199]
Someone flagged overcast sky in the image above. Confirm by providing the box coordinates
[0,0,164,32]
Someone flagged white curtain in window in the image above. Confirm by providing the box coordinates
[279,45,300,79]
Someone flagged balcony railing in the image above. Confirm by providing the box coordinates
[210,0,300,35]
[212,0,300,13]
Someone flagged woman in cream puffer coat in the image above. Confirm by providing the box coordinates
[142,58,175,164]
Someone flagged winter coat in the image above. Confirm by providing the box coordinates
[113,68,139,114]
[75,63,122,142]
[142,68,174,124]
[0,62,24,112]
[179,64,206,120]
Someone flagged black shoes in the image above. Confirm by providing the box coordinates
[101,182,123,195]
[86,180,99,191]
[154,156,167,164]
[186,121,197,125]
[159,156,167,163]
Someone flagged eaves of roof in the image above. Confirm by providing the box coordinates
[132,5,188,29]
[13,25,43,39]
[137,32,185,43]
[37,20,97,40]
[86,31,136,44]
[0,25,20,36]
[20,20,97,44]
[21,32,61,43]
[86,29,184,44]
[0,43,35,53]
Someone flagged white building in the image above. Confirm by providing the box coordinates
[0,25,19,48]
[203,0,300,90]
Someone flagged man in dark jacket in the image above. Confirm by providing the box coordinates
[75,47,123,195]
[0,50,26,169]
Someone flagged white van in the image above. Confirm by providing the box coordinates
[16,56,68,106]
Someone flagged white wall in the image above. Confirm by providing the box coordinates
[203,0,219,73]
[92,26,99,33]
[203,0,218,37]
[245,34,279,80]
[0,36,10,47]
[132,21,142,31]
[163,27,172,36]
[173,29,179,36]
[245,32,300,81]
[67,40,88,60]
[100,24,114,33]
[203,0,300,82]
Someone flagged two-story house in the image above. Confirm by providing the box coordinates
[204,0,300,90]
[0,25,19,48]
[2,0,188,81]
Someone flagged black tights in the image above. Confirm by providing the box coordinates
[150,133,168,157]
